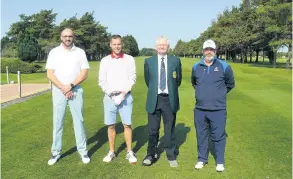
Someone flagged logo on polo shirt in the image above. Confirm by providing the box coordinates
[214,67,219,71]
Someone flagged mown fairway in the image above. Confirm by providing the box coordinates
[2,57,292,179]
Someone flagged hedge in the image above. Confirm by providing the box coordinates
[1,58,43,74]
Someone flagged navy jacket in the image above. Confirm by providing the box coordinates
[191,58,235,110]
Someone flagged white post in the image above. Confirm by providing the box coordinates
[49,81,52,89]
[17,71,21,97]
[6,66,9,84]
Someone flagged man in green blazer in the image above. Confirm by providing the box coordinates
[142,36,182,167]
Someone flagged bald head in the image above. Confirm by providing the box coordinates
[60,28,74,49]
[61,28,74,37]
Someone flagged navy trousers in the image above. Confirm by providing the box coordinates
[147,95,176,161]
[194,108,227,164]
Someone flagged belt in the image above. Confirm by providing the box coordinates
[109,91,131,97]
[158,93,168,97]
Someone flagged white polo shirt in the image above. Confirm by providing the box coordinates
[46,44,90,85]
[98,53,136,95]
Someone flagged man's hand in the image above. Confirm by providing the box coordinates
[65,91,74,100]
[60,85,72,94]
[121,91,127,98]
[114,94,124,106]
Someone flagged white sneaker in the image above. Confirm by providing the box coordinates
[169,160,178,167]
[103,151,116,162]
[126,151,137,164]
[81,155,90,164]
[195,161,207,169]
[48,154,61,165]
[216,164,225,172]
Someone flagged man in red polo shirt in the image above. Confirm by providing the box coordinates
[98,34,137,164]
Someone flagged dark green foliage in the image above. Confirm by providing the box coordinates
[1,58,42,74]
[17,31,39,62]
[2,10,139,61]
[139,48,157,56]
[173,0,292,67]
[122,35,139,57]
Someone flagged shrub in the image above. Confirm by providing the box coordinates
[1,58,42,74]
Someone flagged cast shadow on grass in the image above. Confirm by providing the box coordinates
[61,122,124,159]
[87,122,125,157]
[115,124,148,157]
[60,122,192,160]
[156,123,191,160]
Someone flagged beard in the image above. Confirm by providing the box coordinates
[62,40,73,47]
[204,54,215,62]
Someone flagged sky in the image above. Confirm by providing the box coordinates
[1,0,242,49]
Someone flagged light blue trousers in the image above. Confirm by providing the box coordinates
[51,86,88,156]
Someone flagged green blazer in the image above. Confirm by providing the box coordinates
[144,54,182,113]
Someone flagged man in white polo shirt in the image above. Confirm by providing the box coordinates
[98,34,137,164]
[46,28,90,165]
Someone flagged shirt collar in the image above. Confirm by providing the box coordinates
[111,52,124,59]
[60,43,76,51]
[158,54,167,60]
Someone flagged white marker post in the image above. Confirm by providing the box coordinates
[17,71,22,97]
[6,66,9,84]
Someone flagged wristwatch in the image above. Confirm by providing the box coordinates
[70,83,75,89]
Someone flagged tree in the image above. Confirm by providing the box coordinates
[3,10,141,61]
[57,12,111,60]
[173,40,186,57]
[1,36,10,50]
[256,0,292,67]
[1,42,18,58]
[174,0,292,68]
[17,31,39,62]
[140,48,156,56]
[122,35,139,57]
[168,48,175,56]
[5,10,58,60]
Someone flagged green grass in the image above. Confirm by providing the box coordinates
[1,62,48,85]
[1,72,48,84]
[1,57,292,179]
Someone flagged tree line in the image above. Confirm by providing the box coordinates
[1,10,140,62]
[172,0,292,67]
[2,0,292,68]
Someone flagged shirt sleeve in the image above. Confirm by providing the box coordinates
[45,50,55,70]
[224,65,235,93]
[144,59,149,87]
[191,67,196,88]
[125,57,136,92]
[98,58,110,95]
[80,50,90,69]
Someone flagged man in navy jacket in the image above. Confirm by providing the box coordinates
[191,39,235,172]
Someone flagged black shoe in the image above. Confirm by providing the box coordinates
[142,155,156,166]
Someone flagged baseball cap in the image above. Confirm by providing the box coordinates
[203,39,216,49]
